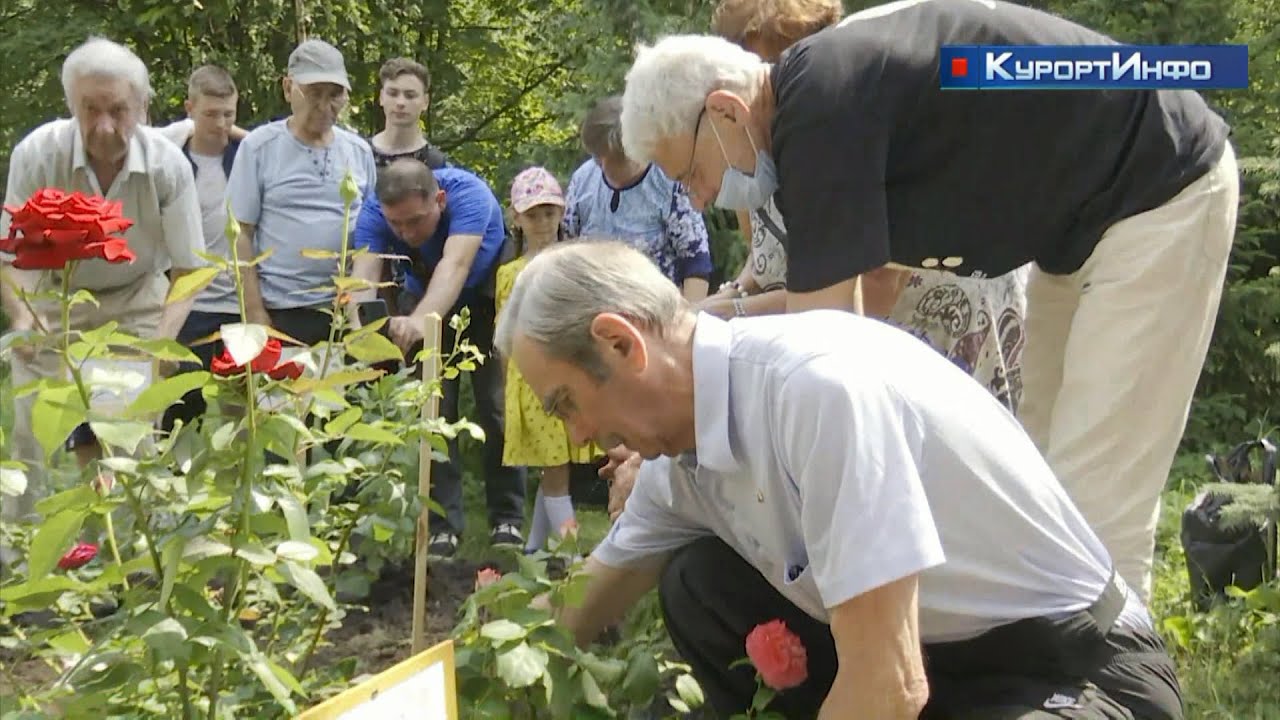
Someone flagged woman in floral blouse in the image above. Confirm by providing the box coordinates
[564,96,712,302]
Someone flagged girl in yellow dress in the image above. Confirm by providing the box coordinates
[497,167,601,553]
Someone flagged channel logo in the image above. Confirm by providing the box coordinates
[939,44,1249,90]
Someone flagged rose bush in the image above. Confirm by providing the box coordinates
[0,177,482,718]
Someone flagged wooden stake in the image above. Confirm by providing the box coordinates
[412,313,443,655]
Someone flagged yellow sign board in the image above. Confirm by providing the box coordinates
[296,639,459,720]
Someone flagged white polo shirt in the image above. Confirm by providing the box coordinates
[592,310,1148,643]
[1,118,205,292]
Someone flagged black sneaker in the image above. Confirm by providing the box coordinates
[490,523,524,548]
[427,532,458,559]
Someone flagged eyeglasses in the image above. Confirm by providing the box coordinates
[677,108,706,187]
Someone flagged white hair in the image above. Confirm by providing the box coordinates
[494,240,688,380]
[61,37,152,110]
[620,34,767,163]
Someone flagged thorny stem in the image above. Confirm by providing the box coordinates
[296,521,353,677]
[56,266,129,591]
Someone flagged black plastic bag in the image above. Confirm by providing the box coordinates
[1180,437,1278,611]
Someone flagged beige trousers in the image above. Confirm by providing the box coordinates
[3,271,167,522]
[1018,143,1239,603]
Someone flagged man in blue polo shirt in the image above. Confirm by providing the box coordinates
[352,158,524,557]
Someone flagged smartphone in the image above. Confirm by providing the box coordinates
[356,299,389,330]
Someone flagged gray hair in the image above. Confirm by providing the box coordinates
[581,96,625,161]
[62,37,152,111]
[494,240,688,380]
[620,34,766,163]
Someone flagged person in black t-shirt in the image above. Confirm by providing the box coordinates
[369,57,452,170]
[618,0,1236,618]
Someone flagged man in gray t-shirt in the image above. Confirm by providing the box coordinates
[227,38,376,344]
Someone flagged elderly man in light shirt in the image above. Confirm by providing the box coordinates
[227,38,376,346]
[1,36,205,522]
[495,241,1184,720]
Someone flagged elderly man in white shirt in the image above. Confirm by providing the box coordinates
[0,37,205,521]
[494,241,1183,720]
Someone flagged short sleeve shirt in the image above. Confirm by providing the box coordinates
[2,119,205,291]
[770,0,1230,292]
[227,120,377,309]
[352,167,508,302]
[592,310,1148,642]
[563,160,712,285]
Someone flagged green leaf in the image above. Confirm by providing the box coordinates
[496,642,548,688]
[480,619,527,643]
[275,540,318,564]
[276,492,311,542]
[167,266,221,304]
[344,330,403,364]
[48,629,92,656]
[621,649,661,704]
[127,372,210,418]
[27,507,88,580]
[581,668,608,709]
[300,248,342,259]
[89,420,152,454]
[324,406,362,436]
[142,617,190,662]
[0,467,28,498]
[221,322,269,366]
[280,561,336,611]
[34,485,98,516]
[579,653,626,685]
[0,576,86,612]
[247,650,298,714]
[159,537,186,608]
[67,653,143,695]
[235,542,277,567]
[345,423,404,446]
[133,338,200,363]
[748,683,773,713]
[678,673,706,709]
[31,384,88,461]
[293,368,383,394]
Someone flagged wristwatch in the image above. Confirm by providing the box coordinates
[732,298,747,317]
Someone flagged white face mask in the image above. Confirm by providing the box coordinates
[708,120,778,211]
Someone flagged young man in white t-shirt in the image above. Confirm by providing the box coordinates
[154,65,246,429]
[494,241,1183,720]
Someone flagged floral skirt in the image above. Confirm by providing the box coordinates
[885,265,1031,414]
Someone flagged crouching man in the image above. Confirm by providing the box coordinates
[495,241,1183,719]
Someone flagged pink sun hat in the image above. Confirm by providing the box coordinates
[511,166,565,213]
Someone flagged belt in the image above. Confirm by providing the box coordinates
[1087,569,1127,631]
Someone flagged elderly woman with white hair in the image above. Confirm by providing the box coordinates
[616,0,1237,607]
[496,239,1182,720]
[0,36,205,523]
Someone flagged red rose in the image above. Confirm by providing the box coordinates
[745,619,808,690]
[475,567,502,590]
[1,188,136,270]
[58,542,99,570]
[209,337,303,380]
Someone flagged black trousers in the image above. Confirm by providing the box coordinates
[400,291,524,536]
[660,537,1184,720]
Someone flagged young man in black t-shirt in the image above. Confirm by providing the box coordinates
[619,0,1236,609]
[369,58,452,171]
